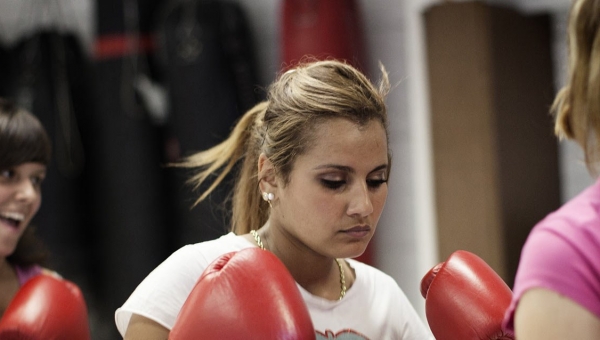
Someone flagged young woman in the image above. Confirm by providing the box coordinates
[0,97,91,339]
[503,0,600,338]
[116,59,433,339]
[0,98,52,317]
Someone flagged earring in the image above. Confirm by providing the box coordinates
[262,192,274,207]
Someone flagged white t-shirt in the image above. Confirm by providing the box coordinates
[115,232,433,339]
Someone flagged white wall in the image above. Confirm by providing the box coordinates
[363,0,438,320]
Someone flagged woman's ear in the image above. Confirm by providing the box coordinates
[258,153,277,193]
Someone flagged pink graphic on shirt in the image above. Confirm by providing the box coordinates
[316,329,369,339]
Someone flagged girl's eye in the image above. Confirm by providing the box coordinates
[367,179,388,188]
[321,179,345,190]
[31,175,46,186]
[0,169,14,179]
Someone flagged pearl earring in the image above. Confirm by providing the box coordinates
[262,192,274,207]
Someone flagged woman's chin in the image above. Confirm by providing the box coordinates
[0,240,19,259]
[0,249,16,259]
[341,244,370,260]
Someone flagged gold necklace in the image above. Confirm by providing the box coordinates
[250,230,347,300]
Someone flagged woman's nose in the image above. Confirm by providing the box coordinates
[15,180,37,202]
[347,183,374,217]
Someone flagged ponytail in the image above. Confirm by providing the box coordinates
[177,101,269,233]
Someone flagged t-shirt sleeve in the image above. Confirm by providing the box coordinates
[114,245,209,336]
[503,218,600,332]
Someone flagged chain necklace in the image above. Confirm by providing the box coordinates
[250,229,346,300]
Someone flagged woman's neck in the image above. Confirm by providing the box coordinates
[0,258,15,280]
[257,223,351,301]
[0,257,20,318]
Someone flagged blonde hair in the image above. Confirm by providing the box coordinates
[179,59,390,234]
[552,0,600,173]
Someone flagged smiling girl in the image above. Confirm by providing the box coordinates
[0,98,52,317]
[0,98,92,338]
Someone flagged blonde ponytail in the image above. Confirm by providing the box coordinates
[177,101,268,209]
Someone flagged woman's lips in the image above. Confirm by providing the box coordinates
[0,212,24,230]
[0,217,20,230]
[341,226,371,238]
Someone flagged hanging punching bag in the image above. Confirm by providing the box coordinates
[281,0,367,70]
[93,2,169,337]
[155,0,261,250]
[280,0,374,266]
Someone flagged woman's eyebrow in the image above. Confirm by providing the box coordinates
[371,164,388,173]
[314,164,353,172]
[314,164,388,173]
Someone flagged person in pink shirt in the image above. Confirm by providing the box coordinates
[502,1,600,338]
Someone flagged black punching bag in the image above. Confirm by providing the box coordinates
[155,0,261,248]
[93,0,168,334]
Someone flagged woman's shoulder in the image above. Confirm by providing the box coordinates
[539,179,600,232]
[528,184,600,257]
[519,208,599,286]
[175,232,255,260]
[513,184,600,320]
[522,180,600,266]
[115,233,255,335]
[14,264,62,286]
[147,232,256,280]
[13,264,43,286]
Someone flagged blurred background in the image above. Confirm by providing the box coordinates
[0,0,586,338]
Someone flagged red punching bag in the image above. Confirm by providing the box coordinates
[280,0,375,266]
[281,0,367,70]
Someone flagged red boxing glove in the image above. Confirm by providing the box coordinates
[169,248,315,340]
[0,274,91,340]
[420,250,514,340]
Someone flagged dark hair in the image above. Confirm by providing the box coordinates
[0,98,51,169]
[0,98,51,266]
